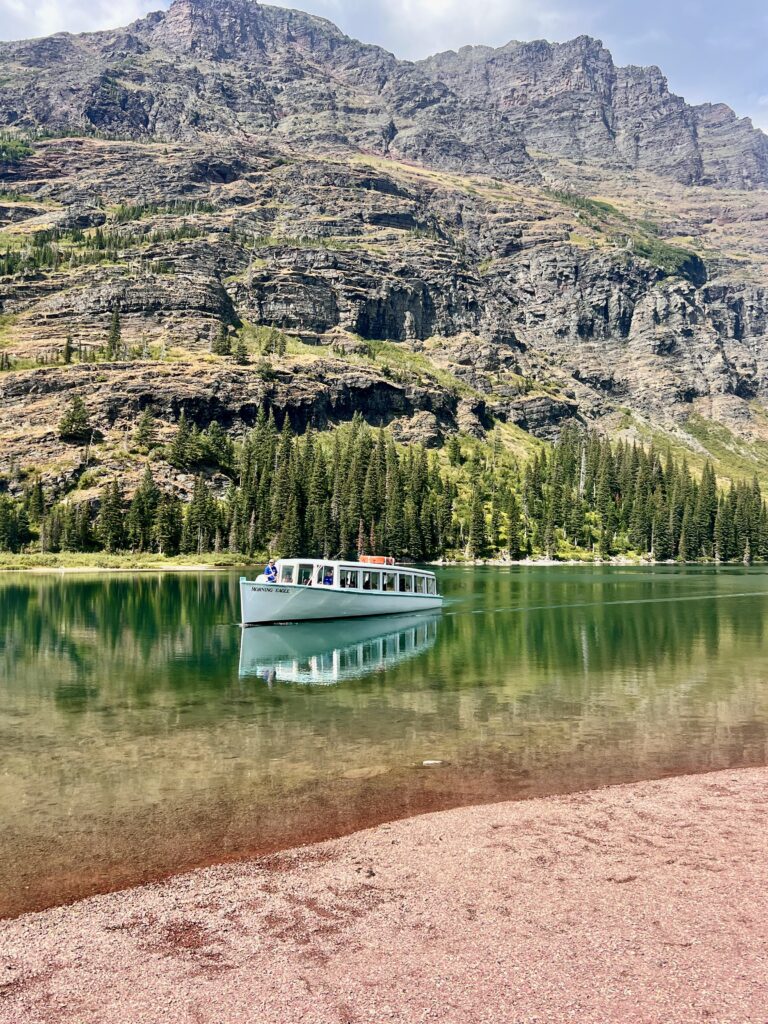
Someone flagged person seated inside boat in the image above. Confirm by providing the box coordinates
[264,559,278,584]
[323,569,334,586]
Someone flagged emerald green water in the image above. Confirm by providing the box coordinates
[2,566,768,918]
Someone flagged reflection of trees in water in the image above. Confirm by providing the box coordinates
[2,568,767,737]
[4,568,768,920]
[432,569,764,684]
[0,574,242,700]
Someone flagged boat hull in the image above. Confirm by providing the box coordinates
[240,580,443,624]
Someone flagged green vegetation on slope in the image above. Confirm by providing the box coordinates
[0,133,33,165]
[550,187,706,285]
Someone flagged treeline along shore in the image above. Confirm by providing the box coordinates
[0,406,765,564]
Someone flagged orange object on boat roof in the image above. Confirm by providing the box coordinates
[359,555,395,566]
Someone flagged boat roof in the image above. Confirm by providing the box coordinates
[275,557,436,577]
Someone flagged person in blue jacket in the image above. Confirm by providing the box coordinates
[264,558,278,583]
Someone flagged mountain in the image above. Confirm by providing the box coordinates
[420,37,768,190]
[1,0,768,504]
[0,0,534,182]
[2,0,767,189]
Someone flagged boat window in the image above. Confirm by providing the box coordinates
[427,577,437,595]
[414,575,426,594]
[339,568,360,589]
[280,564,295,584]
[362,571,381,591]
[317,564,335,586]
[382,572,396,592]
[298,564,314,586]
[398,574,413,593]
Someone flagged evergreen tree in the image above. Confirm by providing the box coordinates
[403,496,422,559]
[506,491,522,559]
[106,308,122,360]
[467,489,487,559]
[0,496,21,552]
[447,435,462,467]
[714,500,727,562]
[58,396,92,443]
[678,510,690,562]
[96,481,125,552]
[155,494,183,555]
[61,501,92,552]
[233,337,249,365]
[212,323,232,356]
[280,498,302,557]
[652,492,672,561]
[168,411,192,468]
[203,421,234,469]
[133,408,157,450]
[127,466,160,551]
[490,499,502,551]
[25,478,45,524]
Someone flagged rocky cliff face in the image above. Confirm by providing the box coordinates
[0,0,534,183]
[419,37,768,190]
[1,0,768,494]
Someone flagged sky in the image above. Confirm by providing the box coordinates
[1,0,766,130]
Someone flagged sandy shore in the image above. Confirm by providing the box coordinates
[2,767,767,1023]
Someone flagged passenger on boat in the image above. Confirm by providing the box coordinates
[323,570,334,586]
[264,559,278,583]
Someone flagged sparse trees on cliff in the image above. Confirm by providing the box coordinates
[212,323,232,356]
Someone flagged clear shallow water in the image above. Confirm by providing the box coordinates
[2,565,768,918]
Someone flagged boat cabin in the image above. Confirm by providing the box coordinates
[273,558,439,597]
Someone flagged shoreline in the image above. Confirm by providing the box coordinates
[10,563,246,574]
[0,555,742,574]
[2,766,766,1023]
[0,558,258,574]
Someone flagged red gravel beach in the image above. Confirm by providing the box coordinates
[2,767,767,1024]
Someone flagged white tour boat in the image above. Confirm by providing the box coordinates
[240,556,443,625]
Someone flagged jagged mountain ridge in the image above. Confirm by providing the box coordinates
[1,0,767,189]
[0,0,534,183]
[420,38,768,191]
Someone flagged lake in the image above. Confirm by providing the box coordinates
[2,565,768,919]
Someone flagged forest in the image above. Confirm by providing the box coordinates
[0,405,765,564]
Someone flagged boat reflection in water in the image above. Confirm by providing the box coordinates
[239,612,441,685]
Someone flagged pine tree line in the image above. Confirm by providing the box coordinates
[2,417,767,563]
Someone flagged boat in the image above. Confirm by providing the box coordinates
[238,612,440,685]
[240,556,443,625]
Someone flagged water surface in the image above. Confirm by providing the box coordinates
[2,566,768,918]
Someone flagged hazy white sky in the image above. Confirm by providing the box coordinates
[1,0,766,129]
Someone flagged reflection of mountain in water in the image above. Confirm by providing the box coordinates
[239,613,441,685]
